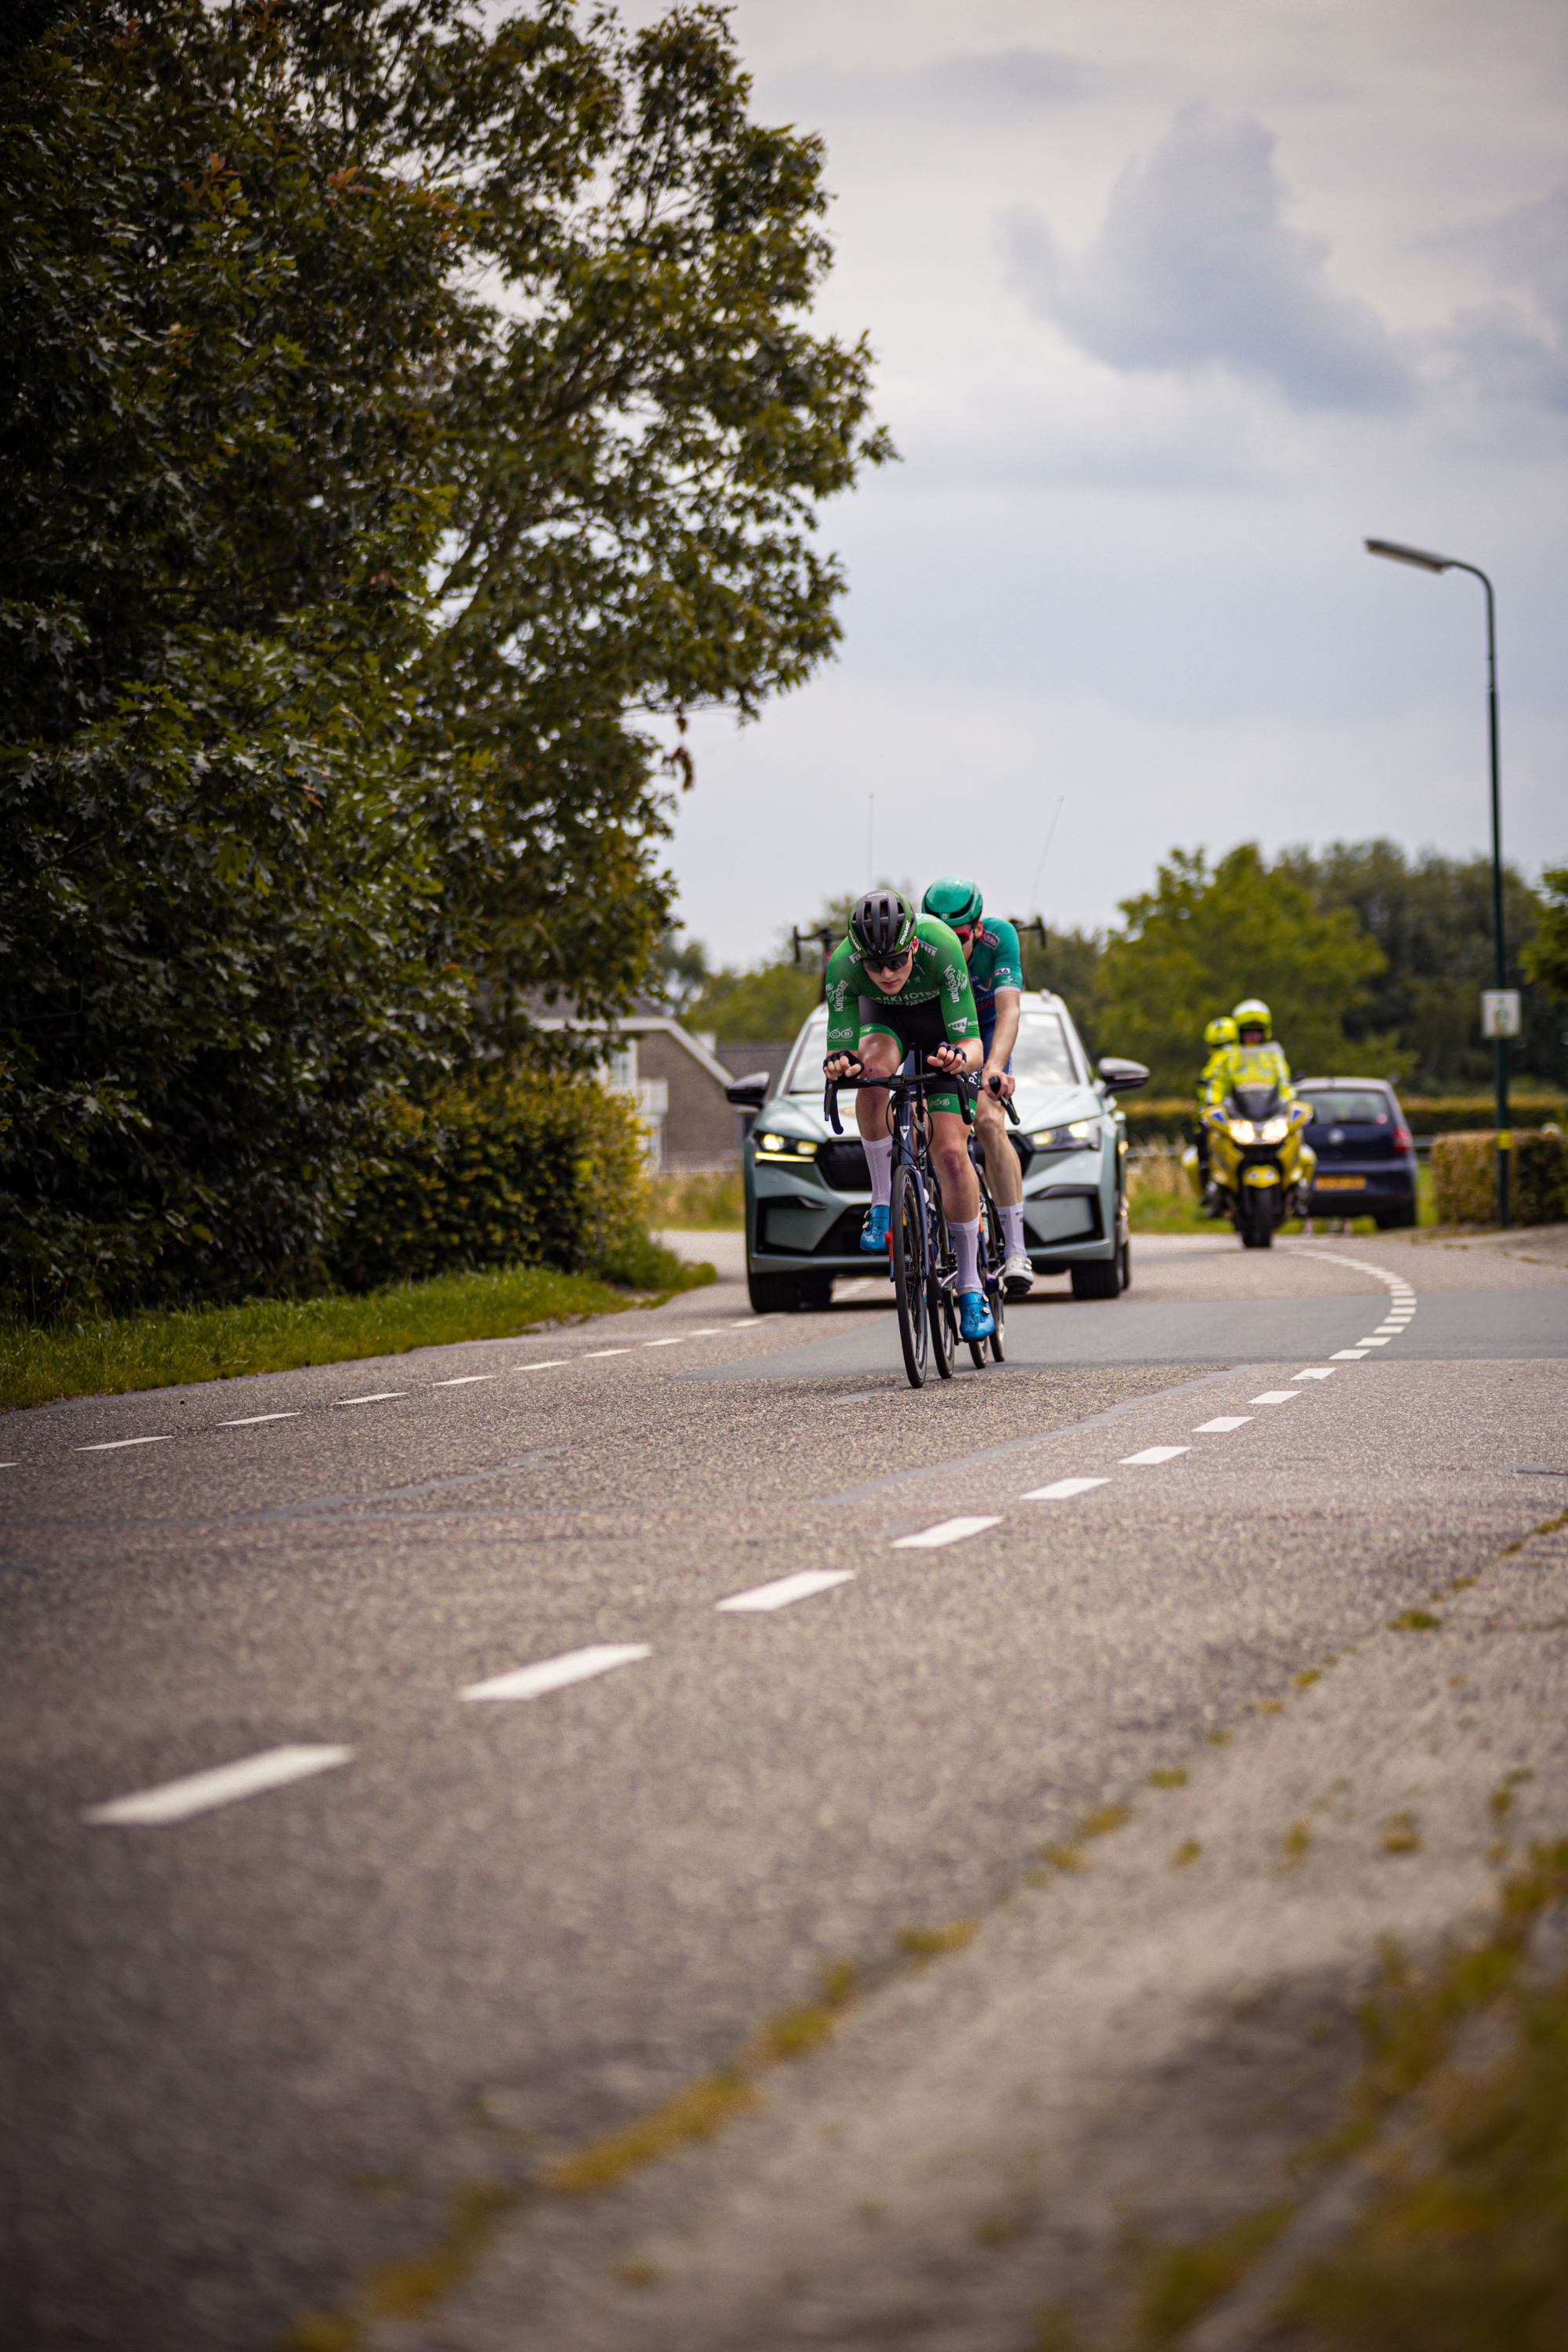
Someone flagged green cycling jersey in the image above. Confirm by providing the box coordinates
[823,916,980,1058]
[958,916,1022,1025]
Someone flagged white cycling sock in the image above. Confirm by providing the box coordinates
[953,1214,981,1293]
[1000,1203,1025,1258]
[863,1133,893,1208]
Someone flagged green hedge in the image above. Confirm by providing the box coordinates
[330,1072,653,1292]
[1432,1130,1567,1226]
[1122,1093,1565,1149]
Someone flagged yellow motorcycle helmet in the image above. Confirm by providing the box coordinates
[1203,1015,1239,1050]
[1232,997,1272,1039]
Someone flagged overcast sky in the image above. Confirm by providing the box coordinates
[623,0,1566,967]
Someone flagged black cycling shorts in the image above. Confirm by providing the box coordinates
[856,993,964,1115]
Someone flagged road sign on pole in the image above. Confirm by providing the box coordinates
[1481,989,1521,1039]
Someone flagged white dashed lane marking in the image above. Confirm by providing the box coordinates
[717,1570,855,1613]
[220,1412,299,1427]
[583,1349,631,1359]
[433,1375,496,1388]
[459,1644,651,1704]
[1120,1445,1189,1465]
[76,1436,172,1452]
[892,1516,1003,1550]
[1250,1390,1301,1405]
[513,1359,567,1374]
[83,1744,353,1827]
[1021,1477,1111,1501]
[642,1338,685,1348]
[1333,1348,1370,1360]
[336,1392,404,1406]
[1293,1368,1336,1380]
[1194,1416,1253,1433]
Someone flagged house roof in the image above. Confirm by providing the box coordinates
[528,1007,735,1091]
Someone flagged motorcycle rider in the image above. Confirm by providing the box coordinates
[1195,1014,1238,1208]
[919,876,1033,1298]
[1222,998,1294,1098]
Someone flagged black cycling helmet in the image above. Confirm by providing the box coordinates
[849,888,916,959]
[921,874,983,931]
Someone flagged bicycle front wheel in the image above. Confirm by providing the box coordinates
[890,1164,928,1388]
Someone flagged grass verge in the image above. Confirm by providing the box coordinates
[1111,1840,1568,2352]
[0,1246,715,1413]
[1273,1839,1568,2351]
[648,1166,744,1229]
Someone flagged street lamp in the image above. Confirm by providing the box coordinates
[1364,538,1512,1226]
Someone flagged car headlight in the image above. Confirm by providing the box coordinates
[1228,1119,1257,1144]
[1029,1119,1101,1150]
[754,1134,818,1158]
[1258,1115,1289,1143]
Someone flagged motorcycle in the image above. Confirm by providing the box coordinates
[1181,1056,1316,1250]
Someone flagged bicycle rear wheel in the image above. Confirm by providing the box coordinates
[977,1188,1006,1365]
[890,1164,928,1388]
[927,1192,958,1379]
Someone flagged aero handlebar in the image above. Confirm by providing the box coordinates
[822,1067,1020,1135]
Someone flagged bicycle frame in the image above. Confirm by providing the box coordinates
[825,1064,1017,1387]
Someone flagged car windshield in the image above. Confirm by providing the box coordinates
[1010,1011,1078,1086]
[1302,1091,1390,1124]
[784,1012,830,1092]
[783,1005,1080,1091]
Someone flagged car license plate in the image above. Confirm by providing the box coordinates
[1316,1174,1366,1190]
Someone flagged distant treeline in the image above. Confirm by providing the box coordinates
[670,842,1568,1098]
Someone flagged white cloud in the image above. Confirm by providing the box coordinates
[769,45,1097,121]
[1002,103,1412,412]
[1439,187,1568,409]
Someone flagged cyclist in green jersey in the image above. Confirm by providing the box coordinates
[921,877,1031,1298]
[821,888,993,1343]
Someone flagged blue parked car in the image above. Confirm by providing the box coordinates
[1296,1078,1418,1228]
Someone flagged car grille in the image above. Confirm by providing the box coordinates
[818,1139,870,1191]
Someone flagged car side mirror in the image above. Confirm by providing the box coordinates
[724,1073,771,1109]
[1097,1057,1149,1093]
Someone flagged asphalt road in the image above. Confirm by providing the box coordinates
[2,1229,1565,2350]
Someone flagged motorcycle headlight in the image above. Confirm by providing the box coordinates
[1259,1115,1290,1143]
[1029,1118,1101,1151]
[1228,1119,1257,1144]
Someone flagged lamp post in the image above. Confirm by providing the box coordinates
[1364,538,1511,1227]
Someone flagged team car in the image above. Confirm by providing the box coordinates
[725,990,1149,1314]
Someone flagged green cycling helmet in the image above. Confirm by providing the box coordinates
[1204,1015,1239,1050]
[921,874,984,931]
[1232,997,1272,1038]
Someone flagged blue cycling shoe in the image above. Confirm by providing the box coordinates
[957,1289,995,1342]
[860,1203,891,1253]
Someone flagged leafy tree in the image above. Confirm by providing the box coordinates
[1523,866,1568,1004]
[1,0,887,1308]
[685,956,822,1041]
[0,0,473,1309]
[1095,845,1394,1094]
[1278,840,1563,1091]
[651,924,713,1015]
[394,0,894,1041]
[1023,925,1104,1053]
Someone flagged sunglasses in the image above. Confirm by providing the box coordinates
[862,945,913,973]
[950,926,976,943]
